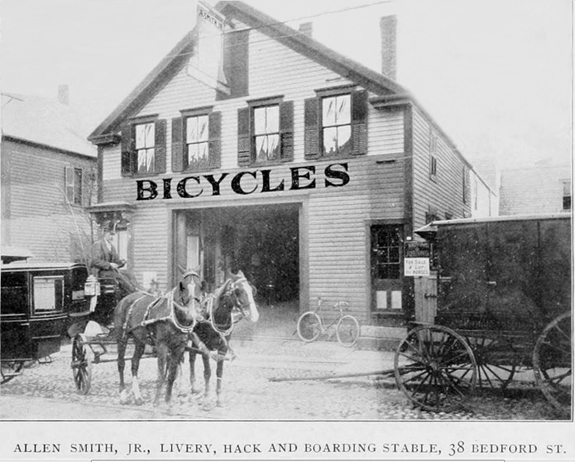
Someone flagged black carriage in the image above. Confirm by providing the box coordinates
[395,213,572,416]
[0,262,91,383]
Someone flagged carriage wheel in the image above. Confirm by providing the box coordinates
[533,312,572,416]
[1,360,25,385]
[465,335,517,390]
[394,325,477,412]
[71,334,92,395]
[336,315,360,347]
[296,312,322,342]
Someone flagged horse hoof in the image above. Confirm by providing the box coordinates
[216,400,224,408]
[119,390,130,405]
[134,397,144,406]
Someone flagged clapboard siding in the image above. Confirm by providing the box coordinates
[96,19,413,322]
[3,140,96,262]
[411,107,470,230]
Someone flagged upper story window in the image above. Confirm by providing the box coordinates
[186,115,209,169]
[562,180,571,211]
[254,105,280,161]
[65,166,82,205]
[121,117,166,177]
[135,122,155,174]
[237,97,293,167]
[304,87,368,160]
[429,132,438,180]
[172,109,221,173]
[322,94,351,156]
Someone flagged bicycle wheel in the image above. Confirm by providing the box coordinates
[336,315,360,347]
[297,312,322,342]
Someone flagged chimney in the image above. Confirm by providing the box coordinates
[299,22,313,38]
[380,16,397,80]
[58,84,69,105]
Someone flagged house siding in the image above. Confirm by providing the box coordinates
[411,106,470,229]
[2,139,96,262]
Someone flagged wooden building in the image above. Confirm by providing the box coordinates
[88,1,493,341]
[1,91,97,263]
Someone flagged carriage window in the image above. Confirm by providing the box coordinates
[1,273,28,315]
[33,276,64,313]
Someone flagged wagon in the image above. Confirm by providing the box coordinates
[395,213,572,416]
[1,262,92,383]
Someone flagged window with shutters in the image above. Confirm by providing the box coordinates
[135,122,155,174]
[237,97,293,167]
[172,109,221,173]
[65,166,82,206]
[254,105,279,161]
[304,88,368,160]
[322,94,351,156]
[121,117,166,177]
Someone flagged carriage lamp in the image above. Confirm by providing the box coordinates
[84,275,101,297]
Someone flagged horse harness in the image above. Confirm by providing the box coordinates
[121,286,200,337]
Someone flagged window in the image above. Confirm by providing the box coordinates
[33,276,64,313]
[304,88,368,159]
[135,122,155,174]
[186,115,209,169]
[322,94,351,156]
[425,205,440,224]
[429,132,438,179]
[237,98,293,166]
[65,167,82,205]
[372,225,402,280]
[254,105,280,161]
[462,167,468,204]
[172,111,221,172]
[562,180,571,211]
[121,118,166,176]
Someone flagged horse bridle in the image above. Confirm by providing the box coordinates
[206,277,253,336]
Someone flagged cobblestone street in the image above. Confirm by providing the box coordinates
[0,321,566,421]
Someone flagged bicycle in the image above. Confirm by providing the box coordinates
[296,298,360,347]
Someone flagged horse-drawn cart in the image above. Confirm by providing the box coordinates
[1,262,92,383]
[395,213,572,416]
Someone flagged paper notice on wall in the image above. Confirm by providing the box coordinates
[404,257,430,276]
[187,0,230,94]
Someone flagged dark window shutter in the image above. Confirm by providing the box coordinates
[304,97,320,159]
[120,122,134,176]
[351,90,368,155]
[154,118,167,174]
[279,101,294,161]
[171,117,184,173]
[208,111,222,168]
[237,107,251,166]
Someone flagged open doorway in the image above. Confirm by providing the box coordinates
[173,203,300,319]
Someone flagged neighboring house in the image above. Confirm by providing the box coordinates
[499,161,571,216]
[1,90,97,263]
[87,1,495,339]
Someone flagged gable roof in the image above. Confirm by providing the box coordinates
[88,1,410,144]
[2,92,97,158]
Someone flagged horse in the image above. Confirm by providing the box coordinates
[113,270,203,407]
[188,270,259,407]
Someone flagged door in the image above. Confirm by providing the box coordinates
[414,274,437,323]
[371,224,404,313]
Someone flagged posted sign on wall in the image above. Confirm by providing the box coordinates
[404,241,431,276]
[404,257,430,276]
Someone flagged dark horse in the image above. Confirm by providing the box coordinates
[188,270,259,407]
[113,270,203,406]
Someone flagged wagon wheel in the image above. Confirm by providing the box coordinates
[533,312,572,415]
[71,334,92,395]
[394,324,477,412]
[465,334,517,390]
[1,360,26,385]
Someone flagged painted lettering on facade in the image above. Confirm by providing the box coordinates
[136,163,350,201]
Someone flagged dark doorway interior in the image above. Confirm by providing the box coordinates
[176,203,300,306]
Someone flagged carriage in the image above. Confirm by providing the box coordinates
[395,213,572,416]
[0,261,92,383]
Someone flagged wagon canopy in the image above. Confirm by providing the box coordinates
[415,213,571,328]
